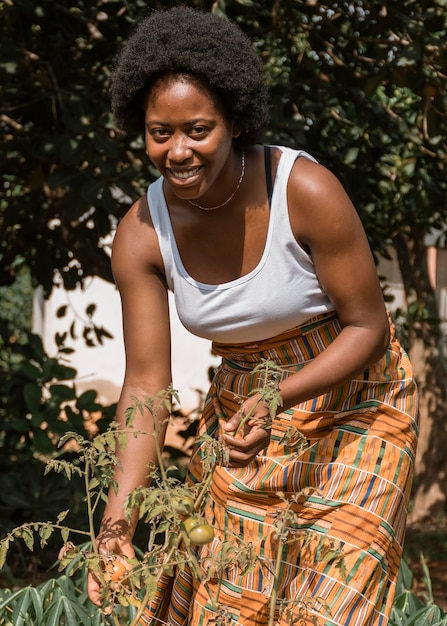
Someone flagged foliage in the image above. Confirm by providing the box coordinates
[0,320,116,467]
[0,565,137,625]
[1,558,445,626]
[0,288,116,540]
[1,560,444,626]
[390,558,447,626]
[1,0,145,294]
[0,254,117,524]
[0,373,445,624]
[0,267,33,339]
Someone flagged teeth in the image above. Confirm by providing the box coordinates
[170,167,201,180]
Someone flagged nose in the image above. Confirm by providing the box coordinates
[168,132,193,163]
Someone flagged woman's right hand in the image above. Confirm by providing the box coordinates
[87,521,136,607]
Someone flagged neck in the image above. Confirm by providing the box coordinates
[187,151,245,211]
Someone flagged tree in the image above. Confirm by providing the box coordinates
[1,0,161,295]
[1,0,446,520]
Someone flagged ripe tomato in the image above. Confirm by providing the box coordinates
[187,523,215,546]
[105,560,127,582]
[172,494,195,516]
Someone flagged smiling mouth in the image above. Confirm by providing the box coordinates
[168,166,202,181]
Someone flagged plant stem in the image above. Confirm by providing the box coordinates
[151,402,170,486]
[85,458,119,622]
[130,402,177,626]
[268,537,285,626]
[84,459,99,554]
[232,401,258,437]
[193,470,213,511]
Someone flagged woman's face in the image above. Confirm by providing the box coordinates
[144,75,240,204]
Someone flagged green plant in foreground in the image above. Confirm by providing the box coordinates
[0,551,138,625]
[389,556,447,626]
[0,360,445,625]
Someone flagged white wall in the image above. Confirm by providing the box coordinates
[33,278,219,412]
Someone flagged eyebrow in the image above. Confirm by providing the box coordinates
[146,117,213,127]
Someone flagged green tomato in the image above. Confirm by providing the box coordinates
[172,495,195,516]
[182,516,201,534]
[187,523,215,546]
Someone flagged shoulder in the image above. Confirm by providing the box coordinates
[111,193,166,287]
[286,155,363,248]
[288,155,346,205]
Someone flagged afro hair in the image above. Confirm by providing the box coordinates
[110,6,270,148]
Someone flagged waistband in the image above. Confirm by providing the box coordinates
[212,311,341,366]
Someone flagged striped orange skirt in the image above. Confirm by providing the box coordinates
[140,311,418,626]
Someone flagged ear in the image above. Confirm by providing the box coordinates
[232,123,242,138]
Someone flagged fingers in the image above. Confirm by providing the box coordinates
[223,412,242,434]
[86,538,136,607]
[222,424,270,467]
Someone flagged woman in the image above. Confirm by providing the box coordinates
[87,7,418,626]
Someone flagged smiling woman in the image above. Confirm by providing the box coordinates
[87,7,419,626]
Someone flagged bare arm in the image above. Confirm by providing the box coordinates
[88,195,171,604]
[224,157,389,463]
[278,156,389,407]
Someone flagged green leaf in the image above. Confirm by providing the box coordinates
[57,510,69,523]
[88,477,100,490]
[76,389,98,410]
[23,382,42,412]
[12,587,33,626]
[342,147,359,165]
[58,137,82,166]
[56,305,67,318]
[0,587,25,614]
[32,428,55,454]
[0,539,9,570]
[396,558,413,591]
[19,360,42,380]
[42,594,64,626]
[28,586,44,623]
[22,527,35,551]
[39,524,54,548]
[49,384,76,401]
[81,179,103,203]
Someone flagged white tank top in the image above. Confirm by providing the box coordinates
[147,146,334,344]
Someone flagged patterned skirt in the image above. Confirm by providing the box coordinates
[139,311,419,626]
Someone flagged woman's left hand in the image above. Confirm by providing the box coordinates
[222,396,272,466]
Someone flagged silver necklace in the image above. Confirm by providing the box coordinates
[187,152,245,211]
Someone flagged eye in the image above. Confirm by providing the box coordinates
[149,127,171,140]
[190,126,208,138]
